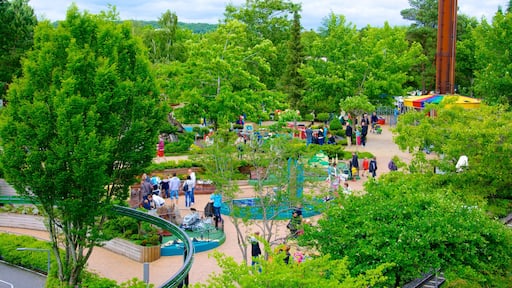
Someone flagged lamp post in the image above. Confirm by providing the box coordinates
[16,248,51,275]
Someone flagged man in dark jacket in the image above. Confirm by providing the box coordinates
[345,122,353,146]
[369,157,378,177]
[250,231,262,266]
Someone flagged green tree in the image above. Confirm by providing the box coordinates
[281,10,306,110]
[193,251,392,288]
[0,0,37,98]
[303,174,512,287]
[393,103,512,202]
[300,14,362,114]
[0,6,164,286]
[357,23,425,104]
[454,14,479,96]
[339,95,375,120]
[224,0,299,91]
[169,20,286,126]
[138,10,191,64]
[400,0,438,93]
[473,10,512,105]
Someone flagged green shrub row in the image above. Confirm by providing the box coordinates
[0,233,152,287]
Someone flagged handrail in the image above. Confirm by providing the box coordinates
[0,195,194,287]
[112,205,194,288]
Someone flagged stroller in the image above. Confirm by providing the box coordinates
[373,124,382,134]
[180,207,214,232]
[181,208,201,231]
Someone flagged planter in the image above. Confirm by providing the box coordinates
[102,238,161,263]
[140,245,161,262]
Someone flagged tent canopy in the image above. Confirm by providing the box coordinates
[403,94,481,109]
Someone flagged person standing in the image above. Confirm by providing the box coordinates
[183,176,194,207]
[250,231,262,266]
[388,159,398,171]
[362,157,369,177]
[305,126,313,146]
[210,191,223,229]
[168,173,181,206]
[157,137,165,157]
[361,120,368,146]
[351,152,359,178]
[369,157,378,178]
[188,169,196,205]
[160,175,170,198]
[345,122,353,146]
[370,112,379,133]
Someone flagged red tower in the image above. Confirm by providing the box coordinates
[436,0,458,94]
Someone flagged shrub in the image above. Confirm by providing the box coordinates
[316,112,330,123]
[164,132,194,154]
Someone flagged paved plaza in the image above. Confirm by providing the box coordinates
[0,123,412,286]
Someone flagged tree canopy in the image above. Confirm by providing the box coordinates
[0,5,164,286]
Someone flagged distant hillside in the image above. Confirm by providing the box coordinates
[51,20,218,34]
[131,20,218,34]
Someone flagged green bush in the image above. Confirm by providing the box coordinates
[329,118,344,136]
[303,113,314,122]
[164,132,194,154]
[316,112,330,123]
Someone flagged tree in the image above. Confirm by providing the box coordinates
[393,103,512,202]
[193,250,392,288]
[168,20,286,126]
[196,131,318,264]
[473,10,512,105]
[302,173,512,287]
[339,95,375,120]
[224,0,299,91]
[400,0,439,93]
[0,5,164,286]
[281,10,306,111]
[0,0,37,98]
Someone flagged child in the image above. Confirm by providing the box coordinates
[351,166,358,181]
[355,128,361,146]
[362,157,369,177]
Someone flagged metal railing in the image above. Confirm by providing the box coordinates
[112,206,194,288]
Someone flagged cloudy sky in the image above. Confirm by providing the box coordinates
[30,0,508,30]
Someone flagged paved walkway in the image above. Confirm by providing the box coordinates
[0,123,411,286]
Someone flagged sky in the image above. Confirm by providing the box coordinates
[29,0,509,30]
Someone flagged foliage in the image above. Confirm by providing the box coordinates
[393,104,512,202]
[316,112,330,123]
[193,250,393,288]
[0,0,37,98]
[400,0,438,93]
[277,109,301,121]
[339,95,376,120]
[328,118,344,136]
[473,11,512,105]
[302,173,512,287]
[1,232,151,287]
[281,10,306,110]
[164,132,195,154]
[0,5,165,286]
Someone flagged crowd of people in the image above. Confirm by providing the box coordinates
[139,168,198,211]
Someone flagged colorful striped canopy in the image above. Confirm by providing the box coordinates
[403,94,481,109]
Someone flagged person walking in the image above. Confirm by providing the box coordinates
[345,122,353,146]
[250,231,262,266]
[351,152,359,178]
[210,191,223,229]
[168,173,181,206]
[361,120,368,146]
[369,157,378,178]
[188,169,196,205]
[183,176,194,207]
